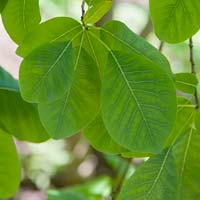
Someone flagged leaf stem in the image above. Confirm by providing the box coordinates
[111,158,132,199]
[159,41,164,52]
[189,38,199,109]
[81,0,87,29]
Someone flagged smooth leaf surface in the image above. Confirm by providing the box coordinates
[38,45,101,139]
[118,149,177,200]
[100,20,172,76]
[0,67,49,142]
[175,73,198,94]
[19,42,74,103]
[84,0,112,24]
[195,110,200,130]
[84,29,108,79]
[83,114,153,157]
[17,17,82,57]
[150,0,200,43]
[0,131,21,198]
[83,114,127,154]
[85,0,100,6]
[0,66,19,91]
[101,51,176,153]
[166,97,195,146]
[2,0,41,44]
[0,0,8,13]
[0,90,50,142]
[173,129,200,200]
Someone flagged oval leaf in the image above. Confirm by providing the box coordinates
[101,51,176,153]
[2,0,41,44]
[0,131,21,198]
[100,20,172,76]
[38,46,101,139]
[150,0,200,43]
[19,42,74,103]
[84,0,112,24]
[17,17,82,57]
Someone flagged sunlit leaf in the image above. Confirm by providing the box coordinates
[101,50,176,153]
[19,42,74,103]
[100,20,172,76]
[17,17,82,57]
[150,0,200,43]
[84,0,112,24]
[38,43,101,139]
[2,0,41,44]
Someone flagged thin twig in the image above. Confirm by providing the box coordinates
[111,159,132,199]
[81,0,87,28]
[159,41,164,52]
[189,38,199,109]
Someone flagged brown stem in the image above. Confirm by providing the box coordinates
[81,0,87,28]
[159,41,164,52]
[111,158,132,199]
[189,38,199,109]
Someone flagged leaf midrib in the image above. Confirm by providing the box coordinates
[31,31,83,97]
[54,32,85,137]
[145,148,171,199]
[89,31,154,144]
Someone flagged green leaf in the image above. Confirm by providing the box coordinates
[175,73,198,94]
[17,17,82,57]
[83,113,153,157]
[100,20,172,76]
[150,0,200,43]
[0,67,49,142]
[2,0,41,44]
[0,0,8,13]
[38,44,101,139]
[0,131,21,198]
[101,51,176,153]
[0,66,19,91]
[195,110,200,130]
[19,42,74,103]
[85,0,99,6]
[118,149,177,200]
[166,97,196,146]
[83,114,127,154]
[173,129,200,200]
[0,90,50,142]
[84,28,108,79]
[84,0,112,24]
